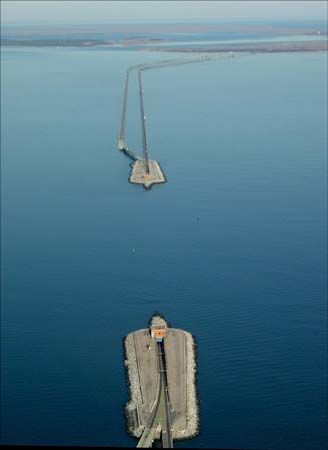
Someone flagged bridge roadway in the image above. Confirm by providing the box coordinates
[138,69,150,173]
[118,63,144,151]
[137,341,173,448]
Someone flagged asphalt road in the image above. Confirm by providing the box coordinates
[137,341,173,448]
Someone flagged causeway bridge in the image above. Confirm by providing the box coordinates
[117,56,213,188]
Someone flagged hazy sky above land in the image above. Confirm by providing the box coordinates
[1,1,327,25]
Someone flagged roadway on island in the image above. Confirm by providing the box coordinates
[137,341,173,448]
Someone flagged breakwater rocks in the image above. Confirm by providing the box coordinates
[124,315,199,442]
[124,332,144,437]
[174,330,199,440]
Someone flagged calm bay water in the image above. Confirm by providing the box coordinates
[1,47,327,449]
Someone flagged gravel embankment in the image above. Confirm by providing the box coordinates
[124,332,143,437]
[174,331,199,439]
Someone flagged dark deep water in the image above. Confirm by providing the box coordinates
[1,47,327,449]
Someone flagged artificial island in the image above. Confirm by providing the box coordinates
[124,315,198,448]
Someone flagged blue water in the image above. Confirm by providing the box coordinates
[1,47,327,449]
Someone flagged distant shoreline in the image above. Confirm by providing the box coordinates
[1,39,327,53]
[2,20,327,53]
[149,40,327,53]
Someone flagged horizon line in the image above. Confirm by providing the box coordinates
[2,17,327,26]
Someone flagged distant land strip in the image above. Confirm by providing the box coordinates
[2,23,326,35]
[1,39,327,53]
[149,40,328,53]
[1,39,116,47]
